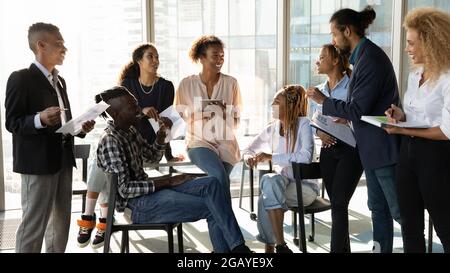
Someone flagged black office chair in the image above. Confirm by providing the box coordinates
[72,144,90,213]
[239,161,273,221]
[290,162,331,253]
[103,173,184,253]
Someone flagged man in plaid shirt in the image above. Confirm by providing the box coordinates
[95,86,252,253]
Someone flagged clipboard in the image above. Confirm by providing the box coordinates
[311,112,356,148]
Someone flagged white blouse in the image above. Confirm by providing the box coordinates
[242,117,318,193]
[175,73,243,165]
[404,67,450,139]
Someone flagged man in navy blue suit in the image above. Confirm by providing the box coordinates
[307,6,401,253]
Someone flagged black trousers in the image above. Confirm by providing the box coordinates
[397,136,450,253]
[320,142,363,253]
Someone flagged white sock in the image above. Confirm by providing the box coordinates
[83,198,97,216]
[100,205,109,219]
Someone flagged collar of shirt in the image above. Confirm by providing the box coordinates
[322,74,350,97]
[412,66,425,79]
[349,37,367,65]
[33,60,59,84]
[106,120,139,139]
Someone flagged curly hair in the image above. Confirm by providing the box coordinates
[189,35,225,63]
[118,43,157,84]
[404,8,450,81]
[279,85,308,153]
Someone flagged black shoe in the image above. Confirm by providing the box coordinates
[231,243,253,253]
[275,243,293,253]
[92,218,106,249]
[77,214,96,248]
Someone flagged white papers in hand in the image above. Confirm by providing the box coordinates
[311,112,356,148]
[148,106,187,141]
[56,101,110,135]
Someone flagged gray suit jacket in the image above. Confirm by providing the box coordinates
[322,39,400,170]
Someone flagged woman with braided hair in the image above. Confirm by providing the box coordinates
[242,85,319,253]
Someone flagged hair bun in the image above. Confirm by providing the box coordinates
[360,6,376,29]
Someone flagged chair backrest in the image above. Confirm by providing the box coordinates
[74,144,90,181]
[292,162,326,198]
[104,173,118,253]
[291,161,330,253]
[292,162,321,180]
[102,172,182,253]
[105,172,119,219]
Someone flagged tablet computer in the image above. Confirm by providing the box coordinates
[201,99,225,110]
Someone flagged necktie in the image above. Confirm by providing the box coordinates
[51,74,67,124]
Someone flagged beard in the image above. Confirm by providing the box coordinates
[336,37,352,56]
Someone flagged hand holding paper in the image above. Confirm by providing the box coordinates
[316,130,337,148]
[311,112,356,148]
[142,106,159,120]
[56,101,109,135]
[148,106,187,142]
[81,120,96,134]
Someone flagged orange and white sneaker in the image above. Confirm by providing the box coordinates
[91,218,106,249]
[77,214,96,248]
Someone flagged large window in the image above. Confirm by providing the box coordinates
[0,0,145,210]
[289,0,394,104]
[2,1,448,209]
[154,0,279,137]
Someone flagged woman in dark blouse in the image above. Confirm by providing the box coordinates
[118,43,183,161]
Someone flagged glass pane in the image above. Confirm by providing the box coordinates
[0,0,144,210]
[229,0,256,36]
[289,0,394,104]
[154,0,278,137]
[256,0,277,35]
[154,0,278,189]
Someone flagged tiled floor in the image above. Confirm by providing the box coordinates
[0,182,443,253]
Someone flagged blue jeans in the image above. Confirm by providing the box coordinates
[188,147,234,200]
[365,164,402,253]
[256,174,317,245]
[127,177,244,253]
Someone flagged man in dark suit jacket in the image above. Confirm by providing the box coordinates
[307,7,401,253]
[4,22,95,253]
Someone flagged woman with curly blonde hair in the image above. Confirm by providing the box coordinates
[384,8,450,253]
[242,85,319,253]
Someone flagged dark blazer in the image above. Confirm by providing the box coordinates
[322,39,400,170]
[5,63,77,175]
